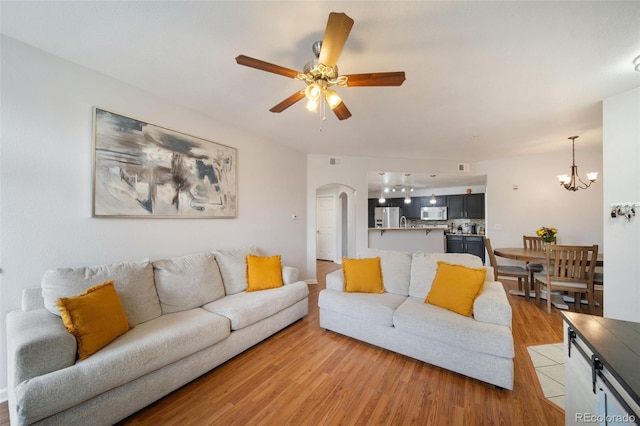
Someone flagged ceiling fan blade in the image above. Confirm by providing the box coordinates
[235,55,299,79]
[332,102,352,120]
[345,71,406,87]
[270,91,305,113]
[318,12,354,67]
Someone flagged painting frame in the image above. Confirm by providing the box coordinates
[92,107,237,218]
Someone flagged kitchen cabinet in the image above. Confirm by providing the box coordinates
[425,195,447,207]
[562,312,640,425]
[402,196,448,219]
[447,194,485,219]
[446,235,485,263]
[402,197,421,219]
[368,198,378,228]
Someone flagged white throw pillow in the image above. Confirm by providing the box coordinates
[42,259,161,326]
[213,246,258,295]
[153,253,225,314]
[362,248,411,296]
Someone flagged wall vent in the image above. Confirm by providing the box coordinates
[457,163,470,172]
[329,157,342,166]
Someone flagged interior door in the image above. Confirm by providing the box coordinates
[316,195,336,261]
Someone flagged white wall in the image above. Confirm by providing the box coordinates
[477,146,603,252]
[0,37,307,397]
[602,87,640,322]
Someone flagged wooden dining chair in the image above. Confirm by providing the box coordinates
[534,244,599,314]
[484,237,531,297]
[523,235,544,288]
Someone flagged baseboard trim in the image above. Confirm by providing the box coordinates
[0,387,7,403]
[305,279,318,285]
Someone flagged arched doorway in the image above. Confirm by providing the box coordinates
[315,184,356,263]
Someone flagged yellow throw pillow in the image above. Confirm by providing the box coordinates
[56,280,131,360]
[246,254,284,291]
[342,257,384,293]
[425,261,486,317]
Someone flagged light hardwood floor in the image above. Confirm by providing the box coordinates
[1,260,602,425]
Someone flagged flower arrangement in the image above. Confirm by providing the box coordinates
[536,227,557,243]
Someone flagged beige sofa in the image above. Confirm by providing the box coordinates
[318,249,514,389]
[6,248,309,425]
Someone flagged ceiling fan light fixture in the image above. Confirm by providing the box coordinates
[324,89,343,109]
[304,83,321,100]
[305,98,319,112]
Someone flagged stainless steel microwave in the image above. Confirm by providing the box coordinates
[420,206,447,221]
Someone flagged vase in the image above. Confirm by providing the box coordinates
[542,240,555,252]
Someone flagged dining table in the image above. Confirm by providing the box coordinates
[493,247,604,309]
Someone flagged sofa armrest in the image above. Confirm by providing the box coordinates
[325,269,344,292]
[22,287,45,311]
[282,266,299,285]
[473,281,512,328]
[6,309,77,387]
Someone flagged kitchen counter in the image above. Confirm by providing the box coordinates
[369,225,448,232]
[368,226,447,252]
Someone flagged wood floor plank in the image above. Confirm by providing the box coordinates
[1,259,600,425]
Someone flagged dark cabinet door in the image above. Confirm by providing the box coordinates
[465,236,485,263]
[446,235,486,264]
[368,198,377,228]
[466,194,485,219]
[446,235,465,253]
[447,195,465,219]
[433,195,447,207]
[403,197,421,219]
[447,194,485,219]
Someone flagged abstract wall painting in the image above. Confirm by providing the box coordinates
[92,108,237,218]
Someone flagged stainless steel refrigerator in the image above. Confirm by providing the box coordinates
[374,207,401,228]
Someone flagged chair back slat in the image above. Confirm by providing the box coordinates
[523,235,544,251]
[546,244,599,284]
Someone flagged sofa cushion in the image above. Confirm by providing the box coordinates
[56,281,131,360]
[342,257,384,293]
[409,252,484,299]
[213,247,257,295]
[318,289,407,327]
[42,259,161,326]
[202,281,309,330]
[393,297,514,358]
[425,262,486,317]
[246,254,284,291]
[362,249,411,296]
[153,253,225,314]
[13,308,231,424]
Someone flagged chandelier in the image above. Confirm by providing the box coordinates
[557,136,598,191]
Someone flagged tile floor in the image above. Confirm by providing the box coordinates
[527,343,565,410]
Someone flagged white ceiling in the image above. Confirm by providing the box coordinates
[2,1,639,190]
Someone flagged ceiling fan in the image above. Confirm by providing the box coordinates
[235,12,406,121]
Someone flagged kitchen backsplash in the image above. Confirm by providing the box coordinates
[407,218,486,235]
